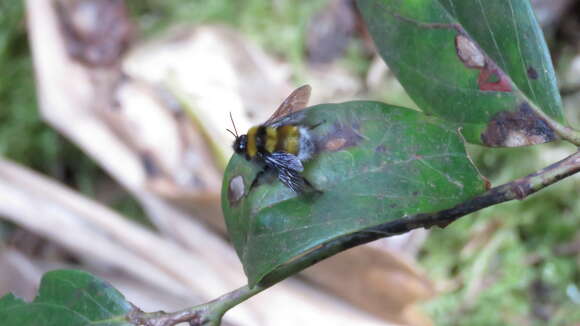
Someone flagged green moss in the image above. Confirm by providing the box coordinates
[421,145,580,325]
[0,2,53,171]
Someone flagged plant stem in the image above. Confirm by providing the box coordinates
[206,283,268,323]
[127,284,268,326]
[130,150,580,326]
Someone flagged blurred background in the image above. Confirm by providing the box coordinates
[1,0,580,325]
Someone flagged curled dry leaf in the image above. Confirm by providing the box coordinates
[28,0,224,237]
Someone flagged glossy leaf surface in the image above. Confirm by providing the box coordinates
[0,270,133,326]
[358,0,565,147]
[222,102,488,286]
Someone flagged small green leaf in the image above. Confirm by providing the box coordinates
[358,0,565,147]
[222,102,488,286]
[0,294,26,310]
[0,270,133,326]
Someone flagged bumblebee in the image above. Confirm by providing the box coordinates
[228,85,319,193]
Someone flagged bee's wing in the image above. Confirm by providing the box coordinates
[277,168,310,193]
[266,152,304,172]
[264,85,311,127]
[265,152,315,193]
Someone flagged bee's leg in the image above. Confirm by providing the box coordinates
[249,167,272,192]
[302,176,323,195]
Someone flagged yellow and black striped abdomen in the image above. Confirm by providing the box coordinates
[276,125,299,155]
[245,125,300,159]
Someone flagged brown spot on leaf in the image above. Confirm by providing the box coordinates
[455,35,485,69]
[527,66,539,80]
[325,138,347,151]
[318,121,364,152]
[228,176,245,206]
[477,65,512,92]
[455,34,512,92]
[481,102,557,147]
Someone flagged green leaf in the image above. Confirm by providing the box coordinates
[358,0,565,147]
[0,270,133,326]
[222,102,488,286]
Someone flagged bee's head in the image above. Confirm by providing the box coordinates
[227,112,246,155]
[233,134,247,155]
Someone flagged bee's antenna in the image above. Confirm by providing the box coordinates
[226,128,237,139]
[228,112,239,138]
